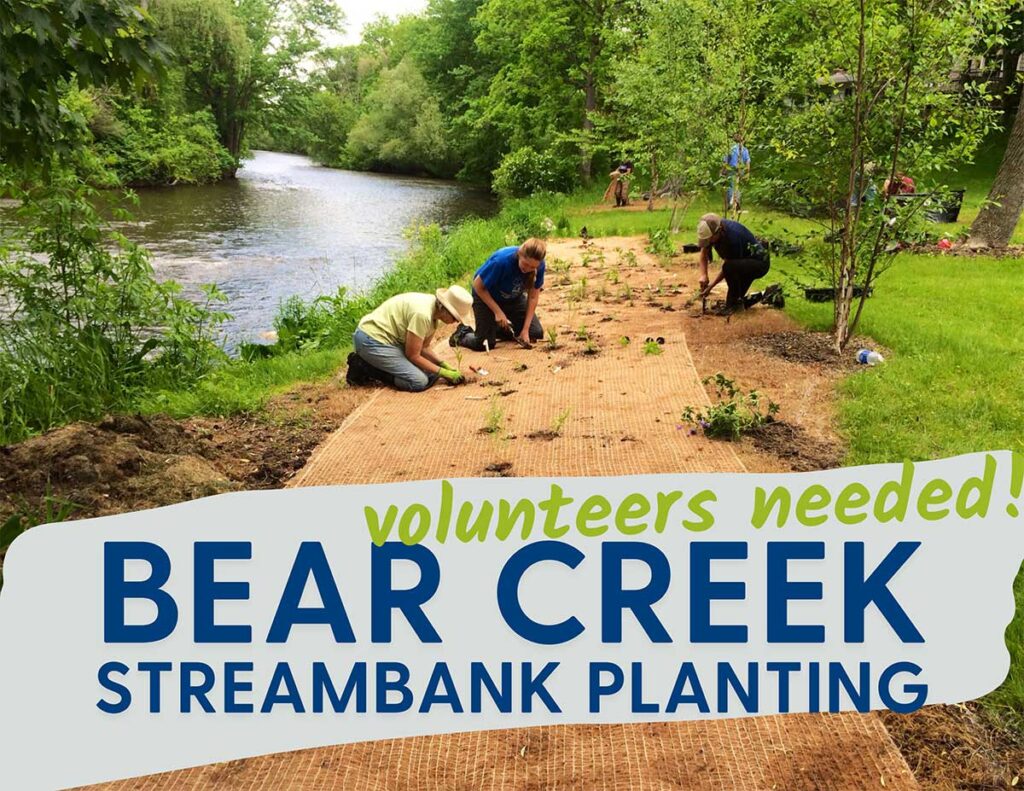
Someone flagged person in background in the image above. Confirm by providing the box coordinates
[604,161,634,207]
[884,172,916,196]
[722,133,751,213]
[346,285,474,391]
[450,238,546,351]
[696,213,781,311]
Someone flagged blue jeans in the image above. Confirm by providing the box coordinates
[353,328,438,392]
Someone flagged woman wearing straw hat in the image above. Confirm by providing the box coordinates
[346,285,474,391]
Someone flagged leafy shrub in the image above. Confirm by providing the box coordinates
[492,146,578,199]
[0,170,229,443]
[682,373,779,440]
[645,229,675,257]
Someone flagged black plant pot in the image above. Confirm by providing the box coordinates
[804,286,874,302]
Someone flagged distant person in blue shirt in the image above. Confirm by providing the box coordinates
[722,133,751,213]
[696,213,781,311]
[450,238,546,351]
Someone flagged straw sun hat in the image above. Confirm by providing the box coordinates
[436,284,473,323]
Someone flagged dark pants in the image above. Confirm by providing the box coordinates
[456,293,544,351]
[722,256,770,307]
[614,181,628,207]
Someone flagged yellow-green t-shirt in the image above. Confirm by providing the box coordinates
[358,292,440,347]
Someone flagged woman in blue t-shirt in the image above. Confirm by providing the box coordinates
[450,238,547,351]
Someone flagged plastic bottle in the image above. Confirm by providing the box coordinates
[857,349,885,366]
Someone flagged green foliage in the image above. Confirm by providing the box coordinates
[0,171,228,443]
[305,91,359,167]
[755,0,1011,347]
[492,147,578,198]
[645,229,674,257]
[91,96,235,186]
[0,0,167,165]
[346,59,453,176]
[682,373,780,440]
[643,339,663,356]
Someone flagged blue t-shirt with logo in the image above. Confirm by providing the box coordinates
[475,246,546,301]
[710,219,763,261]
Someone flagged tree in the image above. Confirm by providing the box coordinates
[471,0,634,184]
[759,0,1009,352]
[345,58,453,176]
[0,0,166,165]
[968,104,1024,247]
[150,0,341,172]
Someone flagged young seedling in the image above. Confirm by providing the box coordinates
[607,268,620,285]
[643,339,663,356]
[619,283,633,304]
[620,250,638,268]
[453,346,465,373]
[618,335,631,347]
[551,408,572,436]
[571,278,588,301]
[482,393,505,434]
[583,339,599,355]
[576,325,590,341]
[546,326,559,350]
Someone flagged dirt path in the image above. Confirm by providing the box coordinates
[81,237,918,790]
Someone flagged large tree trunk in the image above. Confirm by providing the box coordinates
[968,105,1024,248]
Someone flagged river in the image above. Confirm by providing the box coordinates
[116,151,495,350]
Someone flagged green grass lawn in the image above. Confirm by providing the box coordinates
[563,179,1024,726]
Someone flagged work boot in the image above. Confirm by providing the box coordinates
[449,323,471,347]
[345,353,375,386]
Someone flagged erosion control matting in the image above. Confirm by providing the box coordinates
[82,238,918,790]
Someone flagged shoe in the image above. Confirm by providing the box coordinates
[345,352,375,386]
[449,323,471,347]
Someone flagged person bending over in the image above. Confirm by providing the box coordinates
[696,213,781,311]
[347,284,473,391]
[450,238,546,351]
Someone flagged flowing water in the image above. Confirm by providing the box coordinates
[111,151,494,350]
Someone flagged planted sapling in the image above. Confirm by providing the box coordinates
[681,374,780,440]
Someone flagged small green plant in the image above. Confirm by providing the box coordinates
[551,408,571,435]
[546,326,559,350]
[618,335,631,346]
[619,284,633,302]
[453,346,464,374]
[620,250,639,268]
[583,339,599,355]
[482,394,505,434]
[645,229,674,257]
[607,268,620,284]
[681,373,780,440]
[576,325,590,341]
[643,339,663,356]
[595,283,608,301]
[571,277,588,301]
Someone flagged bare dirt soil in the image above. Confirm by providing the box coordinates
[0,381,363,528]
